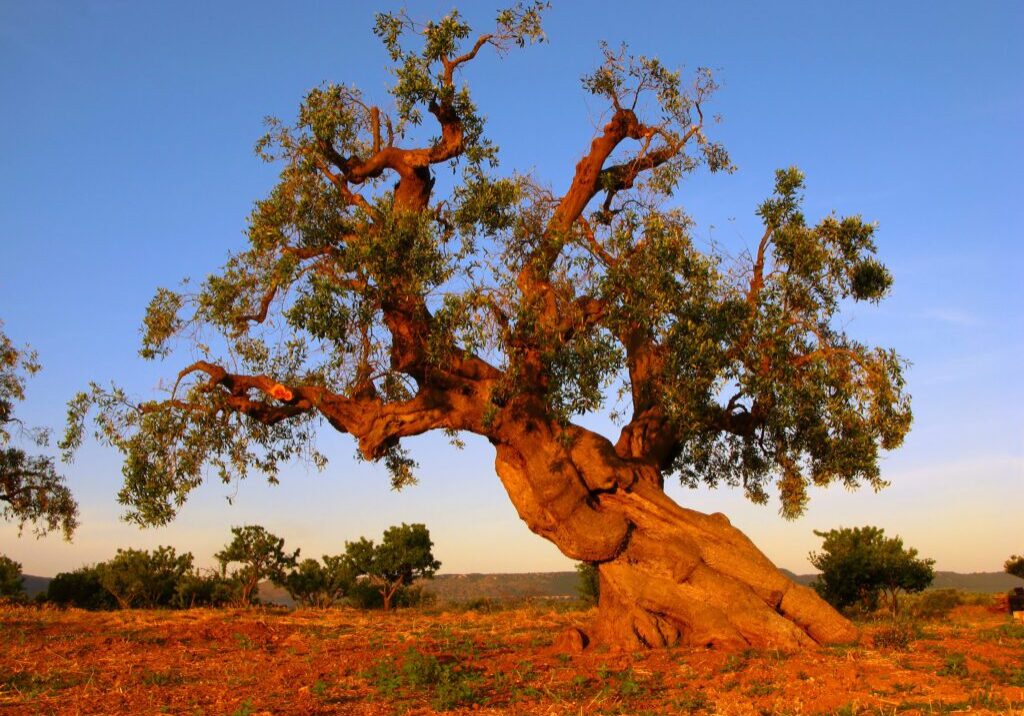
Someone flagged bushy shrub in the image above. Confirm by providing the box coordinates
[872,621,917,650]
[174,569,237,608]
[0,554,25,600]
[906,589,963,619]
[47,566,116,610]
[285,555,355,608]
[96,546,193,609]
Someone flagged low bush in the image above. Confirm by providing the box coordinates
[872,621,917,650]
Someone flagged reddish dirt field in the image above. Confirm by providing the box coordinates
[1,602,1022,715]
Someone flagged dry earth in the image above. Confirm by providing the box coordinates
[1,602,1022,715]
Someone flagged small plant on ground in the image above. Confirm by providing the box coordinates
[364,646,483,711]
[873,620,917,650]
[938,652,969,678]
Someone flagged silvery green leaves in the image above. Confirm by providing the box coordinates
[0,324,78,538]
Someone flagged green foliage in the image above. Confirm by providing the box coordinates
[285,555,356,608]
[64,5,911,528]
[575,562,599,605]
[61,378,323,528]
[0,554,25,599]
[173,569,237,608]
[937,652,969,678]
[1005,554,1024,580]
[344,522,440,609]
[0,323,78,538]
[905,589,964,620]
[95,546,194,609]
[46,565,116,610]
[215,525,299,606]
[810,526,934,616]
[364,646,484,710]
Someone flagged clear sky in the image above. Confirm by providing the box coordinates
[1,1,1021,578]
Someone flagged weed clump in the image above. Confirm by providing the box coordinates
[873,621,917,650]
[364,646,484,710]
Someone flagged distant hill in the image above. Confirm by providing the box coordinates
[930,571,1024,593]
[780,569,1023,594]
[422,571,579,603]
[20,575,50,598]
[19,569,1023,605]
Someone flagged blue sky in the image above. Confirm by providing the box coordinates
[1,1,1020,577]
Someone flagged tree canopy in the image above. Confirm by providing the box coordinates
[809,526,934,616]
[0,554,25,599]
[1006,554,1024,581]
[61,3,910,529]
[1,323,78,538]
[344,522,441,610]
[285,555,357,608]
[96,546,194,610]
[215,524,299,606]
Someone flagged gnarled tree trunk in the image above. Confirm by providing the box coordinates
[492,426,857,650]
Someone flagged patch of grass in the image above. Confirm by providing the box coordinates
[232,632,254,650]
[978,621,1024,643]
[119,629,168,646]
[936,652,968,678]
[0,669,92,697]
[744,679,775,697]
[672,691,713,712]
[310,678,328,699]
[617,667,642,698]
[363,646,484,711]
[990,664,1024,687]
[720,652,749,673]
[229,699,255,716]
[139,668,187,687]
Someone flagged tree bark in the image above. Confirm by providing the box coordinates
[492,426,858,651]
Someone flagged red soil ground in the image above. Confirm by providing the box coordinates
[1,602,1022,714]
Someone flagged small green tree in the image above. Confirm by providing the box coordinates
[575,562,599,606]
[809,526,934,617]
[285,555,356,608]
[1,324,78,538]
[96,546,193,609]
[47,565,116,610]
[1006,554,1024,580]
[215,525,299,606]
[344,523,440,610]
[0,554,25,599]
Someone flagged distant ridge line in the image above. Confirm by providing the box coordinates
[16,569,1022,601]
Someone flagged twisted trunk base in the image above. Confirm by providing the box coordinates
[589,481,857,649]
[493,438,857,651]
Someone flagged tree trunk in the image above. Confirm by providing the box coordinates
[493,432,858,650]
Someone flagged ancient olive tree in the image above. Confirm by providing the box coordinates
[63,5,911,648]
[1,324,78,538]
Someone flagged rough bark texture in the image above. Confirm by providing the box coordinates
[494,431,857,651]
